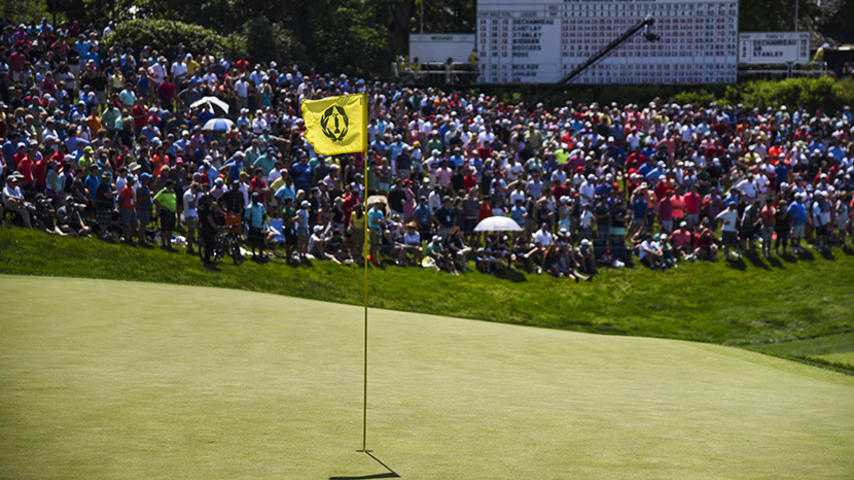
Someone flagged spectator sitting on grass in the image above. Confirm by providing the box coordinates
[670,221,693,259]
[399,222,422,267]
[692,220,717,261]
[574,238,597,277]
[447,226,472,272]
[425,234,457,275]
[2,172,33,228]
[639,233,665,269]
[56,195,91,237]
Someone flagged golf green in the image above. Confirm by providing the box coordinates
[1,275,852,479]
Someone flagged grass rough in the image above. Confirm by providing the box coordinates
[2,226,853,346]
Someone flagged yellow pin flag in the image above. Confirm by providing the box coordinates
[301,93,368,156]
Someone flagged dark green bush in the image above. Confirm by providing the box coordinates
[242,16,305,66]
[721,77,854,113]
[103,19,247,60]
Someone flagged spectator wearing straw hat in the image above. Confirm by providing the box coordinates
[2,172,32,228]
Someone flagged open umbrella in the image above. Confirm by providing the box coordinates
[202,118,234,133]
[365,195,388,208]
[474,215,522,232]
[190,96,230,114]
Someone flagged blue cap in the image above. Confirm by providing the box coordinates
[139,173,152,180]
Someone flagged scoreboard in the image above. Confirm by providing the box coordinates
[477,0,739,85]
[738,32,810,64]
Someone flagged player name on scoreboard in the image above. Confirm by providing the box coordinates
[477,0,738,85]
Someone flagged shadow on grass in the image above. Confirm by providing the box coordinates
[820,249,835,261]
[796,249,815,261]
[494,268,527,283]
[767,256,785,269]
[779,252,798,263]
[329,451,400,480]
[842,245,854,256]
[743,251,770,270]
[726,256,746,270]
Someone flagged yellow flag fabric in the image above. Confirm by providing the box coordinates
[301,93,368,155]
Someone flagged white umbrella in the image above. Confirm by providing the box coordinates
[202,118,235,132]
[474,216,522,232]
[190,96,230,114]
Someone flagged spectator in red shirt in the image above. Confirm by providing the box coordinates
[132,98,148,131]
[11,142,27,171]
[683,184,701,229]
[235,59,250,72]
[692,220,717,261]
[250,168,268,195]
[552,179,569,202]
[118,175,138,244]
[33,151,48,192]
[157,75,175,107]
[15,147,35,190]
[9,49,26,77]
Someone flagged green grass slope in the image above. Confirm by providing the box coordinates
[750,332,854,371]
[2,227,854,345]
[1,276,852,479]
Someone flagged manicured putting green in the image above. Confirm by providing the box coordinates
[1,275,852,479]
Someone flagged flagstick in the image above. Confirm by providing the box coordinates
[361,153,368,453]
[361,92,369,454]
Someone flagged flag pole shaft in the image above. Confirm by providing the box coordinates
[361,92,369,453]
[362,149,368,452]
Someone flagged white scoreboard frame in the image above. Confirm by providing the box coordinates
[476,0,739,85]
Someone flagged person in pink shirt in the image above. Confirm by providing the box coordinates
[436,159,452,192]
[760,199,776,258]
[670,187,685,225]
[682,184,701,228]
[670,220,693,258]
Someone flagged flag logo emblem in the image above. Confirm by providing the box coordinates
[320,106,349,142]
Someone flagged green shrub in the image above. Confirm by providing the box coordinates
[103,19,247,60]
[242,16,305,66]
[672,89,723,107]
[725,77,854,113]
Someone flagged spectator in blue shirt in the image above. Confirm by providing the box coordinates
[274,176,296,204]
[787,195,808,253]
[245,192,268,259]
[291,155,313,193]
[83,166,100,201]
[510,198,527,229]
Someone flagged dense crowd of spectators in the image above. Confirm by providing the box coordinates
[1,19,853,278]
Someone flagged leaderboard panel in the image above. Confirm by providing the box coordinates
[477,0,738,85]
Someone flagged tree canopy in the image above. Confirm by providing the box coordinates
[19,0,844,78]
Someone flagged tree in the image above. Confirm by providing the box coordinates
[739,0,821,32]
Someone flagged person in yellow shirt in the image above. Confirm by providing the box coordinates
[185,54,200,76]
[743,145,761,165]
[350,205,366,265]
